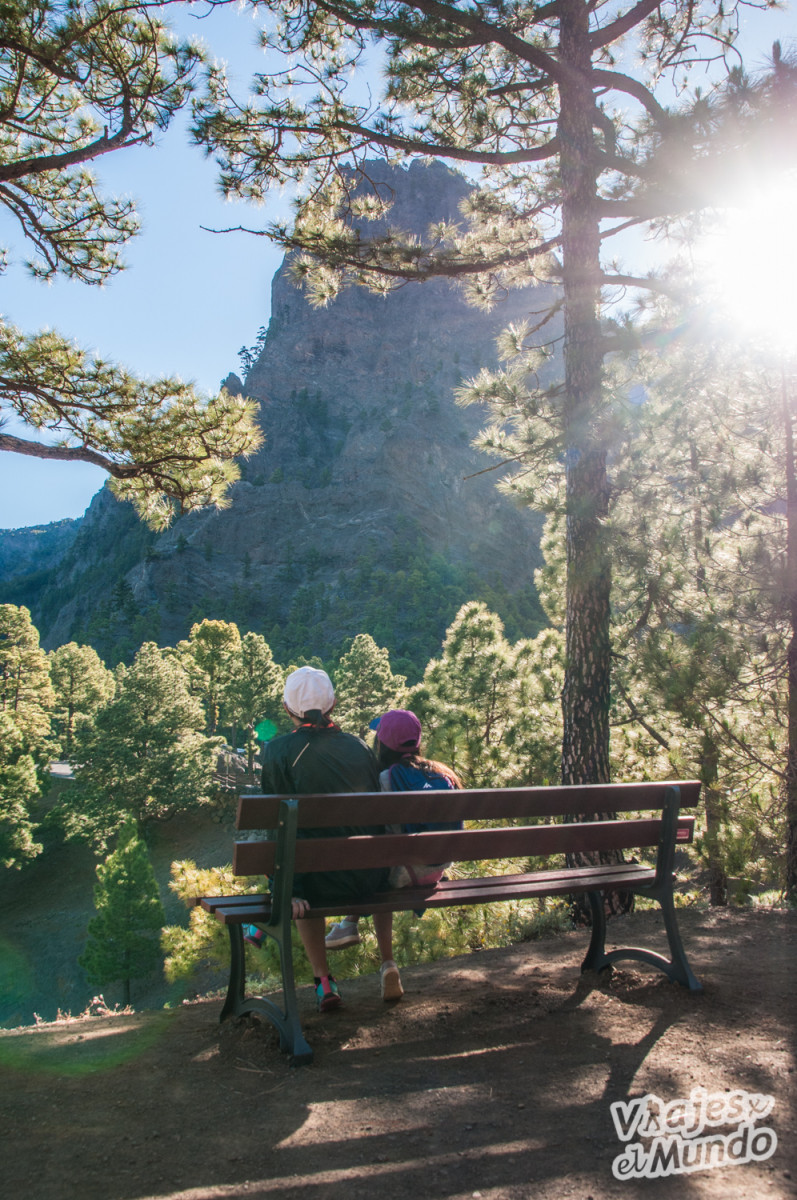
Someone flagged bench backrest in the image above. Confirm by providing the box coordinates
[233,781,700,877]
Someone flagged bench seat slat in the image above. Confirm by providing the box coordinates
[237,780,700,829]
[202,863,659,925]
[233,815,695,876]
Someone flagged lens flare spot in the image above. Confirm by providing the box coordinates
[695,171,797,355]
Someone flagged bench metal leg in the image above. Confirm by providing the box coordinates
[581,890,609,973]
[579,789,701,992]
[218,923,314,1065]
[217,802,314,1065]
[579,888,702,992]
[220,924,247,1021]
[653,887,702,992]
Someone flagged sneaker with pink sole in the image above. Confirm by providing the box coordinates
[315,975,342,1012]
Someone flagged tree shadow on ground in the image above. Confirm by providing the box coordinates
[0,907,794,1200]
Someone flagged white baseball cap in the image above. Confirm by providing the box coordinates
[283,666,335,718]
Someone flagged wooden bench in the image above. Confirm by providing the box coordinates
[199,780,701,1065]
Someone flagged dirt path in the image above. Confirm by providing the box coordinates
[1,907,795,1200]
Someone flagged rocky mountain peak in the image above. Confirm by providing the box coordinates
[1,161,553,677]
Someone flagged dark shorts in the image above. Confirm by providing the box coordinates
[300,866,389,908]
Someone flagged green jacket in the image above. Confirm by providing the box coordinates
[260,722,387,905]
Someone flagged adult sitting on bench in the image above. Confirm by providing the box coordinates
[255,665,399,1010]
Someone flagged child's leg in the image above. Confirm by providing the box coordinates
[373,911,403,1002]
[373,911,394,962]
[296,915,342,1011]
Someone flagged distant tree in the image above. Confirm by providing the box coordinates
[507,626,564,788]
[0,604,55,866]
[49,642,115,760]
[411,600,562,787]
[178,619,242,735]
[65,642,219,848]
[0,713,45,869]
[238,325,268,376]
[334,634,406,740]
[79,818,166,1006]
[411,603,512,785]
[0,604,55,726]
[0,0,262,528]
[224,632,284,775]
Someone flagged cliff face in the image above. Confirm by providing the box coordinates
[1,161,555,676]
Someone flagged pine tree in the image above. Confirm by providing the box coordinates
[333,634,407,740]
[409,600,562,787]
[608,315,793,897]
[412,602,515,785]
[177,619,242,736]
[64,642,219,848]
[0,605,55,866]
[0,713,44,869]
[508,627,564,788]
[79,819,166,1007]
[224,632,284,776]
[0,1,263,527]
[49,642,115,760]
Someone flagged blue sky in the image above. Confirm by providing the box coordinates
[1,4,285,528]
[0,2,793,530]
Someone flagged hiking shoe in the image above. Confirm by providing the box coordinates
[243,924,266,948]
[315,976,342,1013]
[380,961,404,1003]
[325,919,361,950]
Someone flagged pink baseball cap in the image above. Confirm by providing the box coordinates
[375,709,422,751]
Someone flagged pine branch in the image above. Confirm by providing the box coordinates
[335,119,560,165]
[0,431,133,475]
[599,272,679,296]
[591,69,669,123]
[614,680,671,749]
[589,0,666,49]
[388,0,580,89]
[0,122,148,183]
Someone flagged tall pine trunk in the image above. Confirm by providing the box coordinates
[559,0,612,788]
[700,731,728,905]
[689,443,728,904]
[123,949,131,1008]
[247,724,257,780]
[558,0,626,920]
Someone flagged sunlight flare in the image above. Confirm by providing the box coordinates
[696,171,797,356]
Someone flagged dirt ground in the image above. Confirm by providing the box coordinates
[1,906,795,1200]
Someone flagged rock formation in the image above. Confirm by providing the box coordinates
[0,160,556,677]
